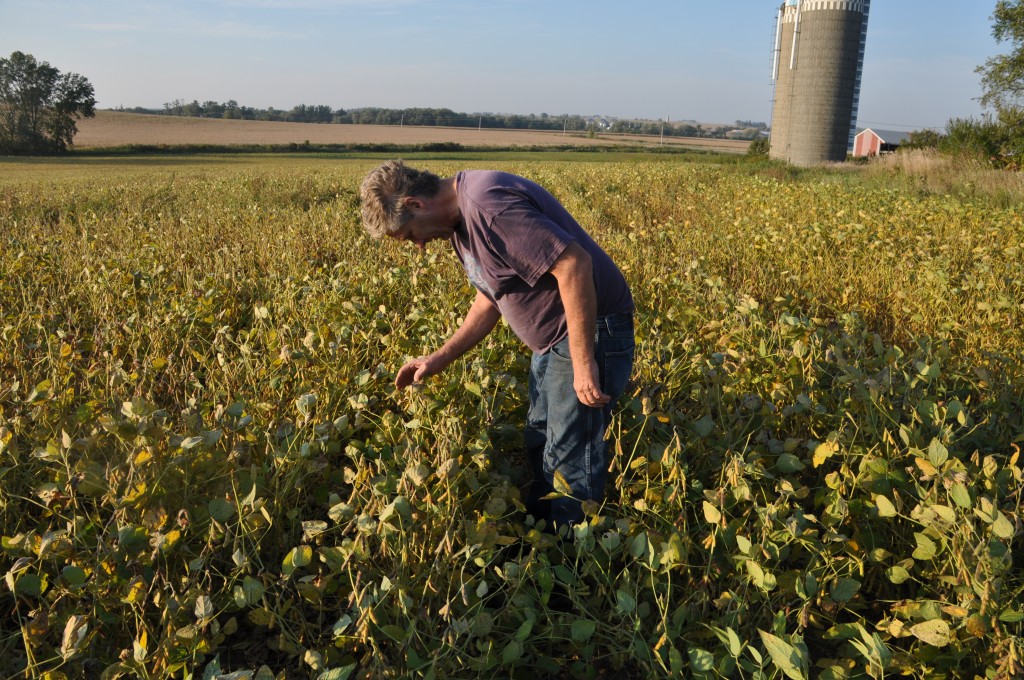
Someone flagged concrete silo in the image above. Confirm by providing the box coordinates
[770,0,871,165]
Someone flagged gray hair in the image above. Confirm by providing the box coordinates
[358,160,441,238]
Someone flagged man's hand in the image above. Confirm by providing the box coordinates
[395,356,440,389]
[393,292,500,391]
[574,360,611,407]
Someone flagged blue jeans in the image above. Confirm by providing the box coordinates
[524,313,635,527]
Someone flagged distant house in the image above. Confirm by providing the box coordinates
[853,128,912,157]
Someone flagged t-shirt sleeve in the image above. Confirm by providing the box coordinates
[484,201,573,287]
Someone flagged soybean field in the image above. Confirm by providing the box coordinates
[0,156,1022,679]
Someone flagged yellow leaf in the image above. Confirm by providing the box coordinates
[552,470,573,496]
[812,441,838,468]
[164,529,182,552]
[915,458,938,476]
[703,501,722,524]
[910,619,950,647]
[247,608,275,627]
[965,614,988,639]
[122,577,146,604]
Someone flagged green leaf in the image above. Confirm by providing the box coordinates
[875,495,897,518]
[930,504,957,524]
[999,608,1024,623]
[616,589,637,615]
[824,623,862,640]
[293,545,312,566]
[912,533,937,560]
[909,619,950,647]
[746,561,776,590]
[950,483,972,508]
[62,565,87,587]
[501,640,523,664]
[776,453,805,473]
[746,560,766,587]
[688,647,715,673]
[726,627,743,656]
[927,438,948,466]
[736,534,752,554]
[947,399,967,425]
[242,576,265,606]
[317,665,356,680]
[830,578,861,603]
[758,630,806,680]
[380,625,407,642]
[992,512,1015,539]
[13,573,42,597]
[208,498,236,522]
[571,619,596,643]
[283,545,313,575]
[295,393,317,417]
[670,645,685,675]
[703,501,722,524]
[630,532,650,559]
[693,416,715,437]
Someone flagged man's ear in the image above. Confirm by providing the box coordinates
[402,196,424,211]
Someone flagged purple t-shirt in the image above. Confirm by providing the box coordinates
[451,170,634,354]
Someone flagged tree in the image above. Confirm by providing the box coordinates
[0,51,95,154]
[978,1,1024,109]
[901,128,943,150]
[747,136,770,157]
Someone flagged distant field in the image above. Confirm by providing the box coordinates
[72,111,751,153]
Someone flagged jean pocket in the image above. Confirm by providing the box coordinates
[601,345,635,402]
[548,336,573,363]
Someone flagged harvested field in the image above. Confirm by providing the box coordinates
[73,111,750,153]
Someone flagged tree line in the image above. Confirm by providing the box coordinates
[122,100,764,139]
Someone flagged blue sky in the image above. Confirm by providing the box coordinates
[0,1,1003,130]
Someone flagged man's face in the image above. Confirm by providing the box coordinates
[390,196,454,250]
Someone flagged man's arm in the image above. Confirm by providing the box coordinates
[548,241,610,408]
[395,290,501,389]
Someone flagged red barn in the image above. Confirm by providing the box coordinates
[853,128,911,157]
